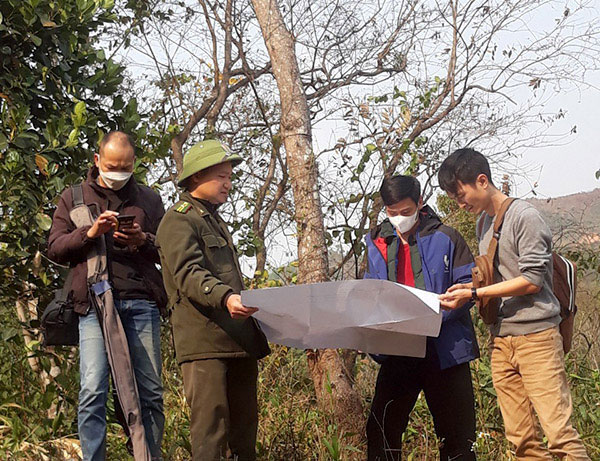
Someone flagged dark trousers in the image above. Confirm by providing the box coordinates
[181,357,258,461]
[367,351,477,461]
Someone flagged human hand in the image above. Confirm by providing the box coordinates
[87,211,119,239]
[114,223,146,250]
[446,282,472,292]
[226,294,259,319]
[439,288,472,311]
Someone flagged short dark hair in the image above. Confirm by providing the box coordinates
[98,131,135,156]
[438,148,494,195]
[379,175,421,206]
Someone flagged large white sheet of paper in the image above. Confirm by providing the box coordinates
[241,279,441,357]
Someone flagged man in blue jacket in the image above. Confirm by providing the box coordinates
[364,175,479,461]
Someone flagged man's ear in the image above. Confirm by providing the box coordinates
[418,197,424,209]
[185,174,196,190]
[94,153,100,168]
[476,173,489,189]
[188,171,202,190]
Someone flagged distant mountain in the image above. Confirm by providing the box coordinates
[526,188,600,244]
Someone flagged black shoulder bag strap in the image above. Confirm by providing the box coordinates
[72,183,84,207]
[59,184,85,298]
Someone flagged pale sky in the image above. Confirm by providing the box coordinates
[311,2,600,202]
[123,0,599,202]
[487,2,600,199]
[514,83,600,199]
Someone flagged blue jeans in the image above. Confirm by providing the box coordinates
[78,299,164,460]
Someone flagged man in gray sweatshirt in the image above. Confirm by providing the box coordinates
[437,148,588,460]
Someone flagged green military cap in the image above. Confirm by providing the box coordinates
[178,139,243,183]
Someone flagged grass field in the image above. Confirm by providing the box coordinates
[2,289,598,460]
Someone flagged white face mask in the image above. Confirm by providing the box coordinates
[388,209,419,234]
[98,167,132,190]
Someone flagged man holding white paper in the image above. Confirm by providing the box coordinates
[364,175,479,461]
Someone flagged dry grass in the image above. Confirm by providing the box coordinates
[1,288,598,460]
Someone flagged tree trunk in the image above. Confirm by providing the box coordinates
[254,244,267,276]
[251,0,365,443]
[16,251,60,417]
[16,293,46,379]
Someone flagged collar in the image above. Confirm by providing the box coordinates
[180,192,222,217]
[199,199,220,215]
[181,191,222,215]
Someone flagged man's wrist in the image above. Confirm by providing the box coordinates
[138,232,148,248]
[222,290,234,309]
[85,227,97,240]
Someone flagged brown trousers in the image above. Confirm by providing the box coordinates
[491,327,589,460]
[181,357,258,461]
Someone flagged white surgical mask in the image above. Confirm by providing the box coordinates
[388,209,419,234]
[98,167,132,190]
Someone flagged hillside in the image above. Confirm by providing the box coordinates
[526,188,600,244]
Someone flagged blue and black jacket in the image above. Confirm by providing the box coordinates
[364,205,480,369]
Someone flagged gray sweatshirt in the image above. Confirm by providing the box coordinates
[477,199,561,336]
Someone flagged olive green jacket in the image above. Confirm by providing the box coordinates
[157,192,270,364]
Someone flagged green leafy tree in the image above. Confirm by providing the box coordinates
[436,194,478,254]
[0,0,161,310]
[0,0,153,438]
[0,0,169,455]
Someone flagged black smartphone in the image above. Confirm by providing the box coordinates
[115,214,135,231]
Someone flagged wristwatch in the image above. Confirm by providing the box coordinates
[471,287,479,301]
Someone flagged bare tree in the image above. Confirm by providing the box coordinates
[251,0,366,440]
[115,0,599,448]
[119,0,424,278]
[315,0,600,279]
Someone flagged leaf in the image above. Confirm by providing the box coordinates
[42,19,57,28]
[52,411,65,432]
[595,170,600,180]
[66,128,79,147]
[401,106,412,129]
[74,101,86,117]
[29,34,42,47]
[35,213,52,231]
[72,101,87,127]
[35,154,49,176]
[112,95,124,110]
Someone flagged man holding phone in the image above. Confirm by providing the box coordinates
[48,131,167,460]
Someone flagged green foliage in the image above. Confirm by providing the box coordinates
[436,194,478,253]
[565,248,600,274]
[0,3,172,453]
[0,0,161,308]
[0,309,80,459]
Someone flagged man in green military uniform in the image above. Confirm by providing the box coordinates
[156,140,270,460]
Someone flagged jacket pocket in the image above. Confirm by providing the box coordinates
[202,234,234,273]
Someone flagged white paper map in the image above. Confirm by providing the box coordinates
[241,279,442,357]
